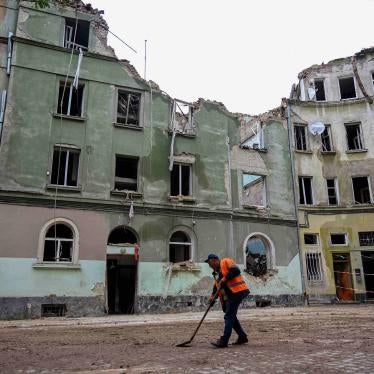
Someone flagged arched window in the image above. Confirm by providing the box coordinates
[108,226,138,245]
[44,224,74,262]
[169,231,191,263]
[244,234,273,276]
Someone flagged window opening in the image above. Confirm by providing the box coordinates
[298,177,313,205]
[345,124,364,150]
[315,79,326,101]
[327,178,338,205]
[359,232,374,247]
[51,148,80,187]
[170,163,191,196]
[352,176,371,204]
[304,233,318,245]
[242,174,266,207]
[242,123,265,150]
[306,252,324,283]
[330,233,347,245]
[114,156,138,192]
[108,227,137,245]
[171,100,196,136]
[57,81,84,117]
[294,125,308,151]
[245,236,268,276]
[64,18,89,51]
[321,125,333,152]
[117,90,141,126]
[41,304,67,317]
[43,224,73,262]
[339,77,356,99]
[169,231,191,263]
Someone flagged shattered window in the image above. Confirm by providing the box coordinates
[359,232,374,247]
[321,125,333,152]
[315,79,326,101]
[117,90,141,126]
[64,18,89,51]
[294,125,308,151]
[57,81,84,117]
[51,147,80,187]
[339,77,356,99]
[170,163,192,197]
[169,231,191,263]
[352,177,371,204]
[171,100,196,136]
[306,252,324,283]
[345,124,364,151]
[242,174,266,207]
[298,177,313,205]
[245,236,268,276]
[114,156,138,191]
[43,224,73,262]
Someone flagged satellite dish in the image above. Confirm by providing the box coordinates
[308,121,325,135]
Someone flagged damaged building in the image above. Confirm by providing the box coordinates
[0,1,302,319]
[287,48,374,303]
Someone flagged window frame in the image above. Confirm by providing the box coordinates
[56,79,86,119]
[358,231,374,247]
[63,17,90,51]
[338,76,357,100]
[241,172,267,208]
[115,87,144,129]
[351,176,373,205]
[305,251,324,284]
[294,124,309,151]
[345,123,365,151]
[330,232,348,246]
[314,79,326,102]
[170,162,193,198]
[320,124,334,152]
[298,176,314,205]
[304,233,319,246]
[168,227,196,264]
[326,178,339,206]
[113,154,140,193]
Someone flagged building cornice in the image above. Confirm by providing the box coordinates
[287,97,373,109]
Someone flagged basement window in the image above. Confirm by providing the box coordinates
[359,232,374,247]
[170,163,192,197]
[315,79,326,101]
[64,18,89,51]
[242,174,266,207]
[352,176,372,204]
[306,252,324,283]
[41,304,67,317]
[326,178,338,205]
[298,177,313,205]
[321,125,333,152]
[304,234,319,245]
[339,77,356,100]
[57,81,84,117]
[345,123,364,151]
[294,125,308,151]
[43,224,74,262]
[169,231,191,263]
[114,156,138,192]
[51,147,80,187]
[330,233,347,246]
[117,90,141,127]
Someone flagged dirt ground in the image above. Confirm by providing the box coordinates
[1,305,374,373]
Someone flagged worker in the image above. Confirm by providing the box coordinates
[205,253,249,348]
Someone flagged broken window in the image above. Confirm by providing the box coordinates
[245,235,268,276]
[321,125,333,152]
[170,100,196,136]
[294,125,308,151]
[315,79,326,101]
[326,178,338,205]
[57,81,84,117]
[114,156,138,192]
[43,224,74,262]
[64,18,89,51]
[345,124,364,151]
[298,177,313,205]
[339,77,356,99]
[170,163,191,197]
[51,147,80,187]
[242,123,265,150]
[169,231,191,263]
[108,226,137,245]
[117,90,141,126]
[242,174,266,207]
[352,176,372,204]
[304,234,318,245]
[359,232,374,247]
[306,252,324,283]
[330,233,347,245]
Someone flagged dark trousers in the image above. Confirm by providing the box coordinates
[221,297,247,343]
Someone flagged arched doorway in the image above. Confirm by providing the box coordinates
[106,226,139,314]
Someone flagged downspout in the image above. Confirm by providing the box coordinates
[286,101,306,301]
[226,136,234,259]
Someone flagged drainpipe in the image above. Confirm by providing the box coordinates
[0,90,6,140]
[226,136,235,259]
[286,101,306,299]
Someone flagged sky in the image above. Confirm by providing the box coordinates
[91,0,374,115]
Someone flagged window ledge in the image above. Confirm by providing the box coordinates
[168,129,197,138]
[111,190,143,198]
[53,113,86,122]
[168,196,196,204]
[321,151,336,155]
[46,184,82,192]
[33,262,81,270]
[295,150,313,154]
[346,149,368,154]
[169,263,201,272]
[243,204,267,210]
[114,123,143,131]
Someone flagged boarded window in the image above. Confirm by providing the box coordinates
[306,253,324,283]
[117,90,141,126]
[43,224,73,262]
[339,77,356,99]
[326,178,338,205]
[51,148,80,187]
[294,125,308,151]
[170,163,191,196]
[359,232,374,247]
[345,124,364,150]
[245,236,268,276]
[114,156,138,191]
[298,177,313,205]
[57,81,84,117]
[64,18,89,51]
[321,125,333,152]
[315,80,326,101]
[304,234,318,245]
[330,233,347,245]
[242,174,266,207]
[169,231,191,263]
[352,176,371,204]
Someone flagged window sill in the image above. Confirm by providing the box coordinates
[295,150,313,154]
[346,149,368,154]
[33,263,81,270]
[168,196,196,204]
[114,123,143,131]
[321,151,336,155]
[53,113,86,122]
[243,204,266,210]
[111,190,143,198]
[46,184,82,192]
[168,129,197,138]
[169,263,201,272]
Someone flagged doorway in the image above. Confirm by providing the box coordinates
[332,253,354,301]
[362,251,374,300]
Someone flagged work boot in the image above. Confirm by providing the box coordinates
[210,339,228,348]
[232,336,249,345]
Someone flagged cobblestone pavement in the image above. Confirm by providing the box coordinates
[1,305,374,373]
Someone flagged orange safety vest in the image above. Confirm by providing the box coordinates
[215,258,249,294]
